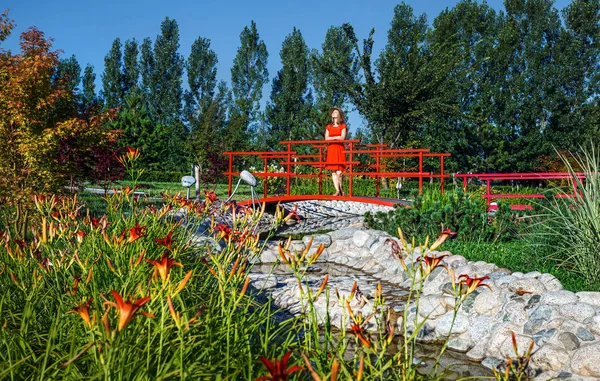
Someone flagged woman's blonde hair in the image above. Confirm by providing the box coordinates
[329,107,345,123]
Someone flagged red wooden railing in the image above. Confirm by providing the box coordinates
[224,140,450,199]
[453,172,585,210]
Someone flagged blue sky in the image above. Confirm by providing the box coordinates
[2,0,571,131]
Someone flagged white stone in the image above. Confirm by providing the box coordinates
[447,331,472,352]
[577,292,600,307]
[588,316,600,336]
[469,315,493,342]
[571,343,600,377]
[540,290,578,305]
[441,254,467,269]
[466,337,490,361]
[531,344,570,371]
[417,295,449,319]
[499,334,534,359]
[538,273,564,291]
[435,312,470,337]
[560,303,597,323]
[508,278,546,295]
[350,230,370,247]
[474,290,501,315]
[486,323,521,356]
[524,271,542,278]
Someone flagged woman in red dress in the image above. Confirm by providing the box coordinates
[325,108,347,196]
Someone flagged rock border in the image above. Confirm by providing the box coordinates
[249,227,600,380]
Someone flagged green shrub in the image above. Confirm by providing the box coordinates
[365,187,519,243]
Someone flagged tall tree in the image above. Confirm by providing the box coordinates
[122,38,139,96]
[311,26,359,129]
[140,37,155,103]
[148,17,186,170]
[491,0,562,170]
[427,0,501,172]
[229,21,268,150]
[266,27,314,147]
[184,36,218,121]
[51,54,82,121]
[82,64,98,113]
[549,0,600,150]
[101,38,124,109]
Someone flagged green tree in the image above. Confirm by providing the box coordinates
[184,37,217,121]
[427,0,502,172]
[140,37,155,105]
[548,0,600,149]
[184,37,221,195]
[151,17,186,170]
[266,27,314,147]
[491,0,562,171]
[51,54,81,121]
[122,38,139,96]
[101,38,124,109]
[82,64,98,113]
[229,21,268,151]
[311,26,359,130]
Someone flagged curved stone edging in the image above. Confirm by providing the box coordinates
[249,227,600,380]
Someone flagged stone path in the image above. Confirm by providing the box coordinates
[276,200,395,234]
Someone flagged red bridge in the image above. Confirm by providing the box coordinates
[224,140,587,210]
[224,139,449,207]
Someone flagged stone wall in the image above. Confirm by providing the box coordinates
[249,227,600,380]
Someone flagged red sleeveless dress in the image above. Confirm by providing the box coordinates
[325,124,347,171]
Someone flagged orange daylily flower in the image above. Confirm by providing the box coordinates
[127,222,146,243]
[214,223,232,240]
[73,230,86,244]
[203,190,218,203]
[154,231,174,250]
[283,204,301,222]
[145,251,182,283]
[416,254,449,277]
[429,228,457,251]
[124,146,140,161]
[458,274,492,296]
[104,290,153,331]
[350,322,372,348]
[256,351,303,381]
[73,298,94,327]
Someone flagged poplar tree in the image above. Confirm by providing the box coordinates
[229,21,268,150]
[82,64,98,113]
[151,17,186,170]
[101,38,123,109]
[550,0,600,148]
[266,27,314,146]
[428,0,501,172]
[491,0,562,170]
[122,39,139,96]
[311,26,358,129]
[184,36,220,195]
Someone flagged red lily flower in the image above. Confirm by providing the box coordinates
[127,222,146,243]
[204,190,218,203]
[256,351,303,381]
[350,322,372,348]
[73,230,86,244]
[283,204,301,222]
[458,274,492,296]
[154,231,174,250]
[73,298,94,327]
[125,146,140,161]
[145,251,182,283]
[429,228,457,251]
[416,254,449,277]
[214,223,232,240]
[104,290,153,331]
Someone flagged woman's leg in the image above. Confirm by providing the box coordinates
[331,172,340,195]
[336,170,344,196]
